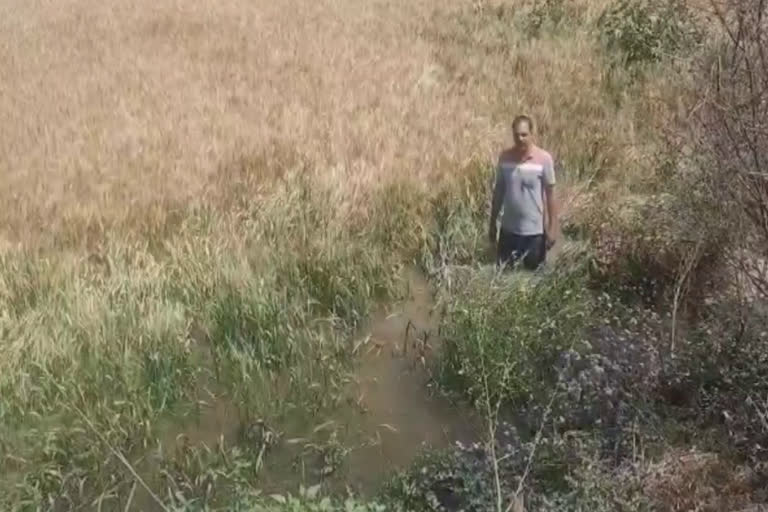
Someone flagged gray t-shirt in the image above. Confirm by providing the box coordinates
[494,147,556,236]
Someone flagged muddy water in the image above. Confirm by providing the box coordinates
[337,268,481,492]
[255,267,480,495]
[128,268,478,509]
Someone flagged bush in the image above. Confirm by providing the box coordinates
[436,260,592,408]
[664,295,768,462]
[684,0,768,302]
[525,0,589,38]
[597,0,701,68]
[383,427,652,512]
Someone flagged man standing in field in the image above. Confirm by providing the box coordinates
[489,115,560,270]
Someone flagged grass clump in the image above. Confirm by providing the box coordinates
[0,193,404,509]
[420,162,492,275]
[250,489,386,512]
[524,0,591,38]
[436,258,593,408]
[596,0,702,69]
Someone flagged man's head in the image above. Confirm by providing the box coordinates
[512,115,534,153]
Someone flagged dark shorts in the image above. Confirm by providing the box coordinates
[497,230,546,271]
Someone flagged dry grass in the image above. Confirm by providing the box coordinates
[0,0,476,247]
[643,448,758,511]
[0,0,671,250]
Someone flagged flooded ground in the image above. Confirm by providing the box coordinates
[331,268,481,493]
[256,267,481,495]
[127,267,480,510]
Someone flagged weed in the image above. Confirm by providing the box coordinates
[597,0,702,69]
[383,427,653,512]
[526,0,590,38]
[247,486,386,512]
[436,260,592,408]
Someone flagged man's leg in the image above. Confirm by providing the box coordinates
[497,230,522,270]
[521,234,546,271]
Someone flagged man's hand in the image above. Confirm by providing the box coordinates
[543,183,559,252]
[545,231,557,251]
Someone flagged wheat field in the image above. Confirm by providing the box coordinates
[0,0,659,250]
[1,0,480,246]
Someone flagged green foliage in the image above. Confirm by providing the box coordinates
[437,261,592,407]
[277,241,396,330]
[247,486,386,512]
[208,279,305,370]
[525,0,589,37]
[597,0,701,68]
[533,461,653,512]
[381,430,652,512]
[382,448,501,511]
[143,349,193,411]
[420,162,491,275]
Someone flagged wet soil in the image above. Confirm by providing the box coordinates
[127,267,479,510]
[255,267,481,495]
[333,267,481,492]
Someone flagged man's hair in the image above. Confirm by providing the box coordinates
[512,114,534,133]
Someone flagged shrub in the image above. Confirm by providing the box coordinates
[436,259,592,408]
[525,0,590,38]
[383,427,652,512]
[664,295,768,463]
[597,0,701,68]
[684,0,768,302]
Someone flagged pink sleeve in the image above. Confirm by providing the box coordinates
[539,151,556,186]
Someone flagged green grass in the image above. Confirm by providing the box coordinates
[0,185,394,509]
[0,164,493,509]
[435,256,593,408]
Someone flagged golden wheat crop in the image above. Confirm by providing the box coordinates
[0,0,668,252]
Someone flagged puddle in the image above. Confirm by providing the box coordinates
[128,268,479,509]
[253,267,480,496]
[338,267,480,492]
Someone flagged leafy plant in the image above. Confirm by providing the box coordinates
[436,261,592,408]
[525,0,589,37]
[597,0,701,68]
[382,428,652,512]
[250,485,386,512]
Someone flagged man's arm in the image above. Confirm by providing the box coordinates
[489,163,504,244]
[544,184,559,240]
[543,154,559,244]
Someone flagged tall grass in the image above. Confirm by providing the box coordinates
[436,254,593,408]
[0,177,409,507]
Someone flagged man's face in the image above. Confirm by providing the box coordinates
[513,122,532,151]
